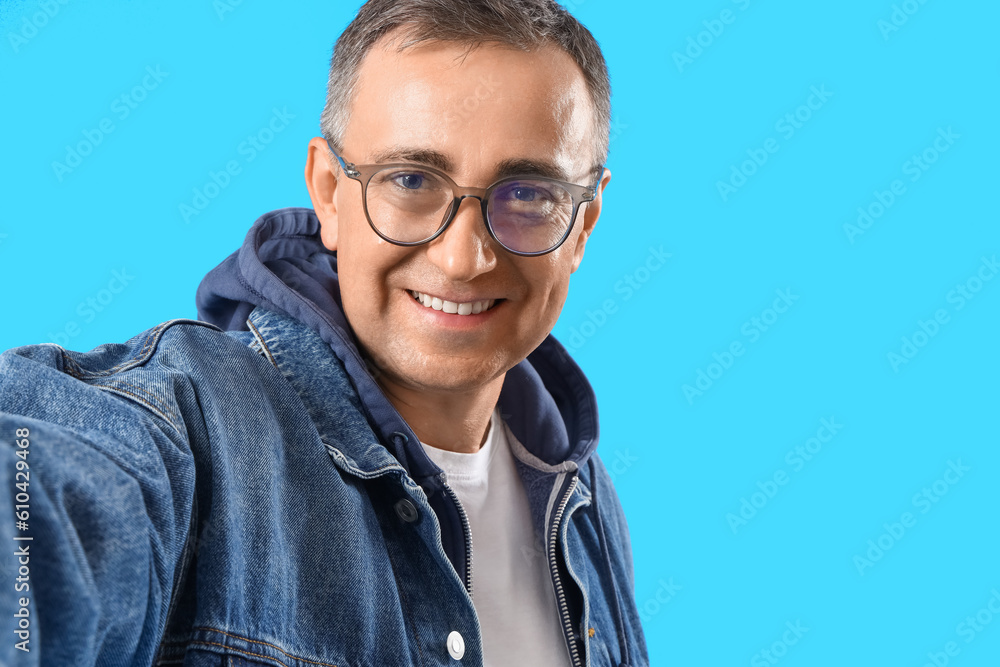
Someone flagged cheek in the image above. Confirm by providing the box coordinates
[336,223,409,322]
[518,260,573,330]
[542,279,571,326]
[337,263,365,333]
[336,230,379,323]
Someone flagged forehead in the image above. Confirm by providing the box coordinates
[344,34,595,181]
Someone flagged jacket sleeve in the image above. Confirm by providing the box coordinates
[0,342,196,666]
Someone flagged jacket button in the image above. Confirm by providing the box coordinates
[446,630,465,660]
[394,498,419,523]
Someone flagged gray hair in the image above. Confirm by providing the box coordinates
[319,0,612,171]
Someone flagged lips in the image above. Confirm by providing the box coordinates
[409,290,500,316]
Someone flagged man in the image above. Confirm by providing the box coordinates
[0,0,647,665]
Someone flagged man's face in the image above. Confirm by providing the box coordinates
[307,34,609,397]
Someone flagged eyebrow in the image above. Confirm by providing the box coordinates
[366,146,573,183]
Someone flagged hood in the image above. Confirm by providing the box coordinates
[196,207,600,480]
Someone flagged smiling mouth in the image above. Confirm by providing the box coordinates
[409,290,501,316]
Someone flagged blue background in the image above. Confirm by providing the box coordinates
[2,0,998,664]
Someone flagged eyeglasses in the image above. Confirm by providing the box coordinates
[325,139,603,257]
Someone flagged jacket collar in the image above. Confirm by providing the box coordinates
[246,305,410,482]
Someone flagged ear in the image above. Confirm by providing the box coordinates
[305,136,341,251]
[570,167,611,273]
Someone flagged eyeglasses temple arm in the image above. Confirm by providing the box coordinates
[586,164,606,200]
[324,138,360,178]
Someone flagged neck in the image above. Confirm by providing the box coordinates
[377,374,505,454]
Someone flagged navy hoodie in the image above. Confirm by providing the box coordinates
[195,207,602,573]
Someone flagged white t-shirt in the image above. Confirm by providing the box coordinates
[420,408,572,667]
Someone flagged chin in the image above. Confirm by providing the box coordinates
[381,342,512,393]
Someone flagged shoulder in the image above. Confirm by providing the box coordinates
[0,318,274,435]
[1,318,256,373]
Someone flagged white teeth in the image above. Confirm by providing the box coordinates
[410,291,497,316]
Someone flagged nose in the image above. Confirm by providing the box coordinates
[424,195,497,281]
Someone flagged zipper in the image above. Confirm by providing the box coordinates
[548,474,584,667]
[441,481,474,598]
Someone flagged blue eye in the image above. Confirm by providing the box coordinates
[495,181,558,205]
[512,186,536,202]
[395,173,425,190]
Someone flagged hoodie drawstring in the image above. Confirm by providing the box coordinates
[589,458,631,667]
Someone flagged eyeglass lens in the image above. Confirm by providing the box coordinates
[365,167,575,254]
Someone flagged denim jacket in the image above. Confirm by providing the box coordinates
[0,208,648,667]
